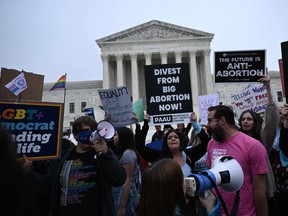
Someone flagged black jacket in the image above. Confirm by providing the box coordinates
[50,146,126,216]
[135,120,210,169]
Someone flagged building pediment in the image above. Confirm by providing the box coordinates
[96,20,214,44]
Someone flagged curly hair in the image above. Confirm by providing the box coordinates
[161,129,186,158]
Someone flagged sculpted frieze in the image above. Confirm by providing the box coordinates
[106,24,203,42]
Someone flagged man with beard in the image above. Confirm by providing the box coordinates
[206,105,268,216]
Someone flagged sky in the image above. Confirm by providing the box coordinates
[0,0,287,83]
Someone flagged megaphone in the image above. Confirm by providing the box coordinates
[78,120,115,145]
[185,155,244,197]
[89,120,115,143]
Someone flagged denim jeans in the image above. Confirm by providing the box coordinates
[112,183,140,216]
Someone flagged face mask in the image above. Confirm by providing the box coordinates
[78,131,93,145]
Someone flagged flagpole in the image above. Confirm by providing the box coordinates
[63,73,67,105]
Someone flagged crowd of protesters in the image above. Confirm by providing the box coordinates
[2,75,288,216]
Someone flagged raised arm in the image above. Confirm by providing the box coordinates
[135,114,161,163]
[259,75,279,153]
[185,112,210,164]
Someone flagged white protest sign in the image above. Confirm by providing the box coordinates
[198,93,219,125]
[98,86,134,127]
[231,83,268,118]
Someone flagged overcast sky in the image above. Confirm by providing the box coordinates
[0,0,287,83]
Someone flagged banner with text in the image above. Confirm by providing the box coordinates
[98,86,134,127]
[231,83,268,118]
[0,100,64,161]
[144,63,193,125]
[214,50,266,83]
[198,93,219,125]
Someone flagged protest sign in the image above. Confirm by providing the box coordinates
[98,86,134,127]
[281,41,288,103]
[133,98,144,122]
[278,59,286,98]
[0,68,44,101]
[83,107,95,119]
[214,50,265,83]
[231,83,268,118]
[144,63,193,125]
[198,93,219,125]
[0,100,64,160]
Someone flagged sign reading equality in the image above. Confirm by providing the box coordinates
[144,63,193,125]
[0,100,64,161]
[214,50,266,83]
[98,86,134,127]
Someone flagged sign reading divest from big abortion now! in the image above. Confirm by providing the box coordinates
[214,50,266,83]
[144,63,193,125]
[0,100,64,161]
[230,83,268,118]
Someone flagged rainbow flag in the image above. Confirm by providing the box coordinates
[49,74,66,91]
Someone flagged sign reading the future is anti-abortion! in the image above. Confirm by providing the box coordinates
[0,100,64,161]
[144,63,193,126]
[214,50,266,83]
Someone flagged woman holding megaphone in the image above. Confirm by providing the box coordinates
[50,116,126,216]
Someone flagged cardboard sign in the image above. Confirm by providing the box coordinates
[98,86,134,127]
[214,50,266,83]
[0,68,44,101]
[0,100,64,160]
[198,93,219,125]
[144,63,193,125]
[230,83,268,118]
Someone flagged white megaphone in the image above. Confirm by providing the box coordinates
[185,155,244,197]
[89,120,115,144]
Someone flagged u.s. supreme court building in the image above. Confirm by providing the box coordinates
[43,20,284,129]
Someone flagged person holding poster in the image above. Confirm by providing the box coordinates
[238,75,278,215]
[135,113,211,215]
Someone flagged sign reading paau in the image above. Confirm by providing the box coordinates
[214,50,266,83]
[144,63,193,126]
